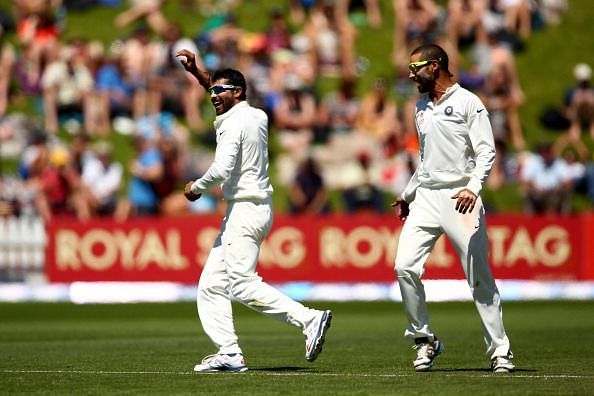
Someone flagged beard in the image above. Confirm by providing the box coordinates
[414,68,438,93]
[415,74,436,93]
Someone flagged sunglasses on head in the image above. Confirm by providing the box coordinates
[207,84,237,94]
[408,59,438,73]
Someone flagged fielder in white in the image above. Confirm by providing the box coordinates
[176,49,332,373]
[392,44,515,373]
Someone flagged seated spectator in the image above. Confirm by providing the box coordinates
[70,132,93,177]
[14,0,62,90]
[288,156,331,215]
[0,177,17,218]
[114,0,170,35]
[0,174,39,218]
[341,151,385,214]
[303,0,358,79]
[18,127,49,181]
[287,33,317,90]
[356,77,400,143]
[539,0,567,26]
[34,145,89,221]
[563,63,594,140]
[273,74,317,156]
[273,74,318,187]
[318,77,360,140]
[0,31,15,116]
[153,136,183,211]
[0,115,32,166]
[148,23,205,131]
[91,43,137,134]
[554,132,594,209]
[480,0,529,50]
[446,0,488,52]
[80,141,123,217]
[114,134,164,221]
[391,0,440,71]
[479,63,526,151]
[264,6,292,56]
[336,0,382,28]
[40,42,95,134]
[266,34,317,110]
[465,28,525,103]
[238,34,274,114]
[519,141,573,215]
[208,12,244,69]
[119,26,161,118]
[289,0,316,25]
[499,0,532,40]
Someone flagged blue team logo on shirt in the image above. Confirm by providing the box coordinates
[444,106,453,116]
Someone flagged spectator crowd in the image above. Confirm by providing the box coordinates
[1,0,593,224]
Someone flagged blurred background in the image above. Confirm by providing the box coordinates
[0,0,593,301]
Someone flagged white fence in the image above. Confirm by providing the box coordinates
[0,216,47,282]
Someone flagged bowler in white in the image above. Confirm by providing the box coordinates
[176,49,332,373]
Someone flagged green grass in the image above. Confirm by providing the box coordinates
[1,301,593,395]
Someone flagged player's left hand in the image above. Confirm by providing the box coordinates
[391,197,410,221]
[451,188,476,214]
[184,181,202,202]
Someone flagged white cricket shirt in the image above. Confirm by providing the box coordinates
[191,101,274,201]
[402,83,496,202]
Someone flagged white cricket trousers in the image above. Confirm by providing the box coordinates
[395,187,511,359]
[197,198,319,355]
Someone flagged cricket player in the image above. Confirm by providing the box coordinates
[176,48,332,373]
[392,43,514,373]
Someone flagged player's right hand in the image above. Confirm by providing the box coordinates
[391,197,409,221]
[184,181,202,202]
[175,49,198,74]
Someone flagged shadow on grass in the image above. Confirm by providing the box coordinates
[250,367,310,372]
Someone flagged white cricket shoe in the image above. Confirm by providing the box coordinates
[491,353,515,373]
[193,353,248,373]
[304,310,332,362]
[413,338,444,372]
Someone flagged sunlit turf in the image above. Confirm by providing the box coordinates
[1,300,593,395]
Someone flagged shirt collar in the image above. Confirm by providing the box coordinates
[437,83,459,103]
[214,101,248,128]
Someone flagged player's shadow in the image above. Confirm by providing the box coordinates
[251,366,309,372]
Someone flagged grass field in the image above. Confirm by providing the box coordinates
[1,300,593,395]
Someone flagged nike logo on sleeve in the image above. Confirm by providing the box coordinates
[477,109,485,113]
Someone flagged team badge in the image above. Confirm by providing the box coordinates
[445,106,453,116]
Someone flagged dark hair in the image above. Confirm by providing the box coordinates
[211,68,247,100]
[410,44,453,77]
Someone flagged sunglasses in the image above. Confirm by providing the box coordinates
[207,84,237,95]
[408,59,437,74]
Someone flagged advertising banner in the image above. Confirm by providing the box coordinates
[45,214,590,283]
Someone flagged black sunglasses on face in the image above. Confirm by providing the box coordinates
[208,84,237,94]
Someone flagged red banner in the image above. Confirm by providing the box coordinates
[45,213,592,283]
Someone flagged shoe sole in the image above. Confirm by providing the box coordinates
[306,310,332,362]
[493,366,515,373]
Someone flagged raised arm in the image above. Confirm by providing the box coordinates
[175,49,211,91]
